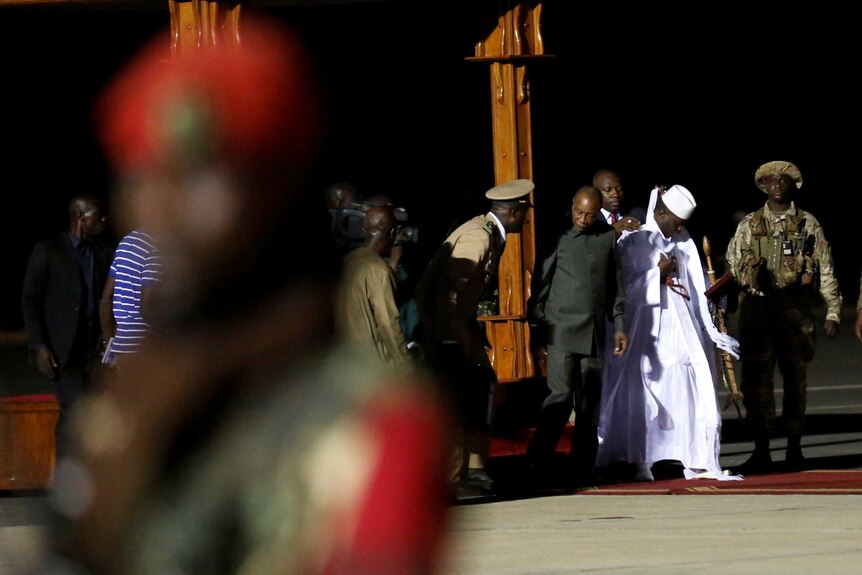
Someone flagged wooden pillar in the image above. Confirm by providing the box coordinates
[168,0,243,55]
[470,1,547,382]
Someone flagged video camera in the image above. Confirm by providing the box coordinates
[330,200,419,250]
[392,207,420,246]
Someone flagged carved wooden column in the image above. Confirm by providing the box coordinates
[470,1,546,382]
[169,0,243,54]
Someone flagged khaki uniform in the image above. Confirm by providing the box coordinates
[415,214,503,367]
[726,201,842,435]
[335,246,412,373]
[415,214,503,433]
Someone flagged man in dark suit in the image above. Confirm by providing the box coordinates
[21,193,114,458]
[593,168,644,238]
[527,185,628,488]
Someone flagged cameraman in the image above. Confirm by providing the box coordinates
[348,194,422,342]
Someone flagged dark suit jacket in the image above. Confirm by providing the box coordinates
[530,221,624,355]
[21,231,114,369]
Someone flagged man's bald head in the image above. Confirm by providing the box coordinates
[574,185,601,206]
[365,205,395,232]
[571,185,602,232]
[325,182,359,209]
[364,205,397,255]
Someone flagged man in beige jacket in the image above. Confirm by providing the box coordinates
[336,205,413,373]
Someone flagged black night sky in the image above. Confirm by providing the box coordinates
[2,1,859,331]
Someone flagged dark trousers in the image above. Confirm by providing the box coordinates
[435,343,495,434]
[528,346,601,473]
[53,324,102,458]
[739,294,815,437]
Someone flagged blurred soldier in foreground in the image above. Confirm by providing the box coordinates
[43,16,453,575]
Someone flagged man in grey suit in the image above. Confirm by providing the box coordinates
[21,193,114,458]
[527,185,628,488]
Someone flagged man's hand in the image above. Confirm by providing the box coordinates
[824,319,839,338]
[613,332,628,356]
[35,347,59,380]
[388,244,403,272]
[712,332,740,360]
[612,217,641,237]
[657,252,676,279]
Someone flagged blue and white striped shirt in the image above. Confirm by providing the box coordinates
[109,229,161,354]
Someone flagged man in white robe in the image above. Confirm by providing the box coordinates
[596,185,741,481]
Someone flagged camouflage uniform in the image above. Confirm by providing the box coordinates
[726,201,842,437]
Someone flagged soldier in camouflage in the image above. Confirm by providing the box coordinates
[726,161,842,474]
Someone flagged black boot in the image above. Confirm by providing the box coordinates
[738,436,772,475]
[785,434,805,470]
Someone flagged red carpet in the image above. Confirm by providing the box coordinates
[579,470,862,495]
[489,425,572,457]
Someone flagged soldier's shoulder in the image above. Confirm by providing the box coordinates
[733,211,758,230]
[465,216,494,238]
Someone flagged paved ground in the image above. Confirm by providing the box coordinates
[441,493,862,574]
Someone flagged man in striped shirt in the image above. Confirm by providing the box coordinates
[99,228,161,365]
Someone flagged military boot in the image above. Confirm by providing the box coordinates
[785,434,806,471]
[737,436,773,475]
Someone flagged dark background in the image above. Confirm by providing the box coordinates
[1,1,859,332]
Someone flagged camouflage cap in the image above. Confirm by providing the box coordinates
[755,161,803,192]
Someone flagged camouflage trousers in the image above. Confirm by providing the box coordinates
[738,293,816,437]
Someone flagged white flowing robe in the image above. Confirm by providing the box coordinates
[597,190,738,480]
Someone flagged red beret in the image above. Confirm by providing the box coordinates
[96,16,322,174]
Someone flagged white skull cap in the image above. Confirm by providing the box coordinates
[662,184,696,220]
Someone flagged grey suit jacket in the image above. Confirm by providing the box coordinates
[531,221,624,355]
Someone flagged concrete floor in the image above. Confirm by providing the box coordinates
[441,493,862,575]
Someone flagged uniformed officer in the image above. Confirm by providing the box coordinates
[415,178,533,496]
[726,161,842,473]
